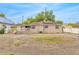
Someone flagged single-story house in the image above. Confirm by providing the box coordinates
[20,21,63,34]
[0,16,63,34]
[10,24,22,34]
[0,17,14,33]
[63,24,79,34]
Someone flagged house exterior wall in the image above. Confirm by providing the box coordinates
[27,25,40,33]
[22,27,31,34]
[44,24,62,33]
[55,25,63,33]
[63,28,79,34]
[5,25,12,33]
[26,24,63,34]
[11,22,63,34]
[44,24,56,33]
[16,26,22,32]
[0,24,4,30]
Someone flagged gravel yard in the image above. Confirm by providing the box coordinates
[0,34,79,55]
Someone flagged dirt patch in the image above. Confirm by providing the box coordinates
[0,34,78,55]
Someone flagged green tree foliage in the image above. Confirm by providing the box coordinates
[0,13,5,17]
[23,17,37,24]
[35,11,45,22]
[23,9,63,25]
[68,23,79,28]
[56,20,63,25]
[44,10,55,22]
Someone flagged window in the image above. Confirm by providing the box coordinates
[44,25,48,28]
[25,26,31,28]
[32,25,35,29]
[56,25,59,29]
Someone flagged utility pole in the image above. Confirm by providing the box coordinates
[21,16,24,31]
[22,16,24,24]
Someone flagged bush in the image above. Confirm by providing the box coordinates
[0,29,5,34]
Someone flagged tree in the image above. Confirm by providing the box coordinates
[68,23,79,28]
[45,10,55,22]
[23,17,36,24]
[35,9,55,22]
[56,20,63,25]
[35,11,45,22]
[23,9,63,25]
[0,13,5,17]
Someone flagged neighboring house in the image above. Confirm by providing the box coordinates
[0,17,14,33]
[21,21,63,34]
[11,24,22,33]
[0,23,5,30]
[5,24,13,33]
[63,25,79,34]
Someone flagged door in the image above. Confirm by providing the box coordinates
[38,25,44,33]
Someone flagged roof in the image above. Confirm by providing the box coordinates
[26,21,55,25]
[22,21,63,27]
[12,21,62,27]
[0,17,14,25]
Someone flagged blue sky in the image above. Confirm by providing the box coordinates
[0,3,79,24]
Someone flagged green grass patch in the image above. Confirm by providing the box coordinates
[34,36,75,44]
[14,39,26,47]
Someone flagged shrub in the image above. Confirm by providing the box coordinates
[0,29,5,34]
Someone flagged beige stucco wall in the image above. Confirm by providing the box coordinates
[55,26,63,33]
[30,25,41,33]
[5,25,12,33]
[0,24,4,30]
[29,24,63,33]
[44,24,62,33]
